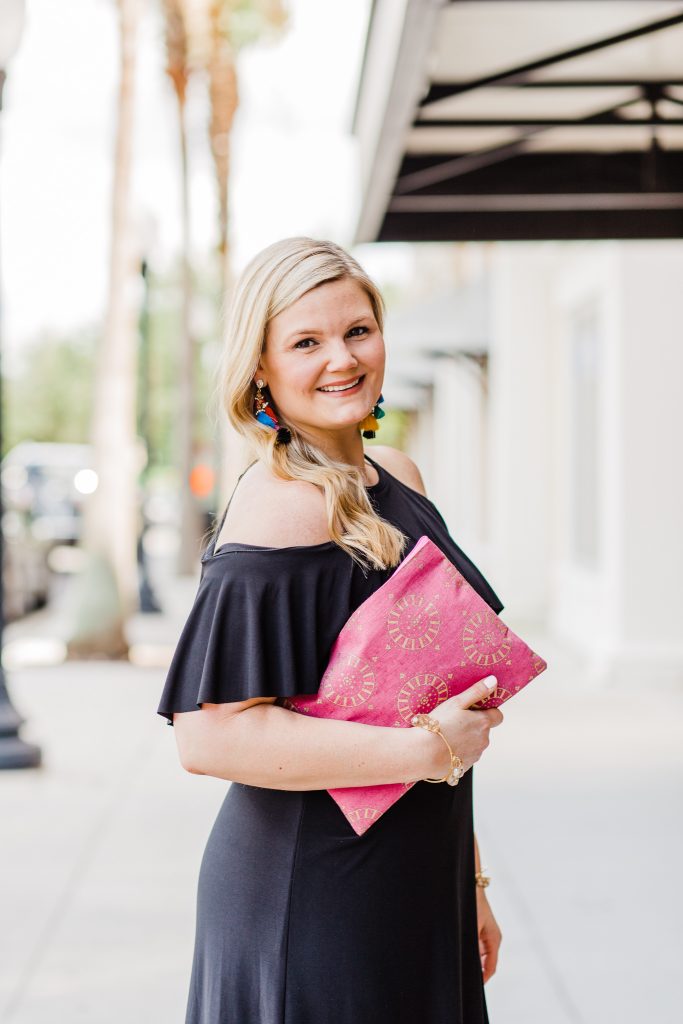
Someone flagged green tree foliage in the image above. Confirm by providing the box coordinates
[2,329,95,455]
[2,260,219,467]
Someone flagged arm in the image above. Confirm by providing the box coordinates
[174,696,447,790]
[474,831,502,983]
[173,453,497,790]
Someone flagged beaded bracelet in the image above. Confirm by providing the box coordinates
[411,713,465,787]
[475,870,491,889]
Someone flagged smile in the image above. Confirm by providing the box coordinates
[317,375,365,394]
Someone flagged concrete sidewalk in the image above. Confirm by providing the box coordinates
[1,572,681,1023]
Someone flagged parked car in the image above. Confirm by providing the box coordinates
[1,442,96,620]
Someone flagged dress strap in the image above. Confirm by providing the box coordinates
[210,454,379,556]
[209,460,258,554]
[363,451,384,484]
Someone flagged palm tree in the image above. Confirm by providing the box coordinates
[66,0,142,658]
[202,0,288,503]
[161,1,288,552]
[161,0,205,574]
[206,0,287,288]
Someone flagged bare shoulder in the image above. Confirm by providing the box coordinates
[367,445,428,497]
[215,461,330,549]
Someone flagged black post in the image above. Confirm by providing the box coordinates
[0,65,41,768]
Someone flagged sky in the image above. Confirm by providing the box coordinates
[0,0,414,363]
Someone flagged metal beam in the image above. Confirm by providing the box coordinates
[389,193,683,212]
[398,94,652,195]
[395,150,683,198]
[414,116,683,127]
[417,11,683,103]
[378,208,683,242]
[420,81,683,105]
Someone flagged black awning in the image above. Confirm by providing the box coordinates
[352,1,683,242]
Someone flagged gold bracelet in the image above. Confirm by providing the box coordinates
[411,713,465,787]
[475,870,491,888]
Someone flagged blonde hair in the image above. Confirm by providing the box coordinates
[214,236,407,571]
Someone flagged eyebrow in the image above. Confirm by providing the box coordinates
[286,314,372,342]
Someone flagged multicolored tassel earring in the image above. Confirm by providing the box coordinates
[359,393,385,439]
[254,379,291,446]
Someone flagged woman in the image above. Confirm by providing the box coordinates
[158,236,505,1024]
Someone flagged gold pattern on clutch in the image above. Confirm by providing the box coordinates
[322,654,375,708]
[348,807,379,824]
[470,685,512,709]
[387,593,440,650]
[462,609,512,667]
[396,673,449,724]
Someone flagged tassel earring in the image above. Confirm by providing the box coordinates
[359,393,385,439]
[253,379,291,446]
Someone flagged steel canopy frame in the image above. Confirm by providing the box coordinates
[353,0,683,242]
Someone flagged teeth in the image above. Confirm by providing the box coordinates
[319,377,361,393]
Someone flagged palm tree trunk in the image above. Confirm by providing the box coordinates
[207,6,250,504]
[67,0,141,658]
[162,0,205,574]
[176,93,204,573]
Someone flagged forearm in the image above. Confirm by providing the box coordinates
[177,701,444,790]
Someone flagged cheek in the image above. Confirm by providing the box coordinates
[367,336,386,369]
[276,362,320,398]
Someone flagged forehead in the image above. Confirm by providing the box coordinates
[268,277,373,343]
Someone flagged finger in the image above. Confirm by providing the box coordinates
[479,939,497,981]
[479,948,493,983]
[483,947,498,981]
[456,675,498,709]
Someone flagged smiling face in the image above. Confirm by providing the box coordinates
[256,276,385,447]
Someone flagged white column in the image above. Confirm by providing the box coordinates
[608,242,683,685]
[487,245,554,621]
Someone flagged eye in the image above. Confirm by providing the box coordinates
[292,325,369,350]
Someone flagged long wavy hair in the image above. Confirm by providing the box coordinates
[212,236,408,571]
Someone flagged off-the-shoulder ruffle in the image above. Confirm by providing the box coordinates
[158,453,504,724]
[156,546,367,723]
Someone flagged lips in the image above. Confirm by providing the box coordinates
[317,374,365,393]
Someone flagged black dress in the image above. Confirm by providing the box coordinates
[158,453,504,1024]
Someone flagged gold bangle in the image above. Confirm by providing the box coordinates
[475,870,491,888]
[411,713,465,787]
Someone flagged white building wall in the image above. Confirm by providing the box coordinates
[489,240,683,685]
[408,240,683,687]
[548,243,622,672]
[487,244,554,623]
[610,242,683,685]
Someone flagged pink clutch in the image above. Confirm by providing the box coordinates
[285,534,547,835]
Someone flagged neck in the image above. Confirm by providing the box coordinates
[296,424,369,475]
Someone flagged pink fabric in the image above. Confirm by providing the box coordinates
[285,535,548,835]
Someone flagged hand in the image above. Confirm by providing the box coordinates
[476,888,502,983]
[425,676,504,776]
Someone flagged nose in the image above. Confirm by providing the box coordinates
[325,337,360,372]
